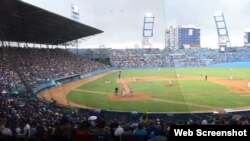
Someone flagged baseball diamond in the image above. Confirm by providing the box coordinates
[38,67,250,113]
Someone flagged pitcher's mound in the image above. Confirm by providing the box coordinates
[107,93,151,101]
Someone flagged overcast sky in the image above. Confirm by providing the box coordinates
[23,0,250,49]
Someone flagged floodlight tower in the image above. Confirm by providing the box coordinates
[214,11,231,51]
[142,12,155,48]
[71,4,80,21]
[71,4,80,55]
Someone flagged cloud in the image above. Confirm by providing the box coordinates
[23,0,249,48]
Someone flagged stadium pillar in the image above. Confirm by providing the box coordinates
[76,40,79,56]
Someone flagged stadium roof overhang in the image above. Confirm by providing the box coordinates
[0,0,103,45]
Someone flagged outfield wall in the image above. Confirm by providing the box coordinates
[113,61,250,70]
[210,61,250,67]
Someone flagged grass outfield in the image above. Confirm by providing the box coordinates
[128,80,230,94]
[67,91,206,112]
[67,67,250,112]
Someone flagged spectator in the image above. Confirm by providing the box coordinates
[92,119,111,141]
[71,121,93,141]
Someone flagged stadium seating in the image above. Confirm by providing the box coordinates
[1,47,250,141]
[0,47,108,92]
[110,47,250,68]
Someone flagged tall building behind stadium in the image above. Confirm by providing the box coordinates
[165,25,200,49]
[244,30,250,47]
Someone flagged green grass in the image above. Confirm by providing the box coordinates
[175,67,250,79]
[121,67,250,79]
[121,68,178,77]
[128,80,230,95]
[67,67,250,112]
[156,93,250,108]
[77,72,121,93]
[67,91,207,112]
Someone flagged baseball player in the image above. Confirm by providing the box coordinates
[114,87,118,96]
[121,88,126,97]
[168,79,172,86]
[129,88,134,96]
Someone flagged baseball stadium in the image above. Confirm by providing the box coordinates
[1,0,250,141]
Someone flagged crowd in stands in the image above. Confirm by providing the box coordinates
[110,49,172,68]
[110,47,250,68]
[70,47,250,68]
[0,47,108,92]
[1,91,250,141]
[0,49,22,92]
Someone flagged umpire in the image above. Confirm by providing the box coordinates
[114,87,119,95]
[119,71,121,79]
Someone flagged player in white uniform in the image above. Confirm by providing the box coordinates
[122,88,126,96]
[168,79,172,86]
